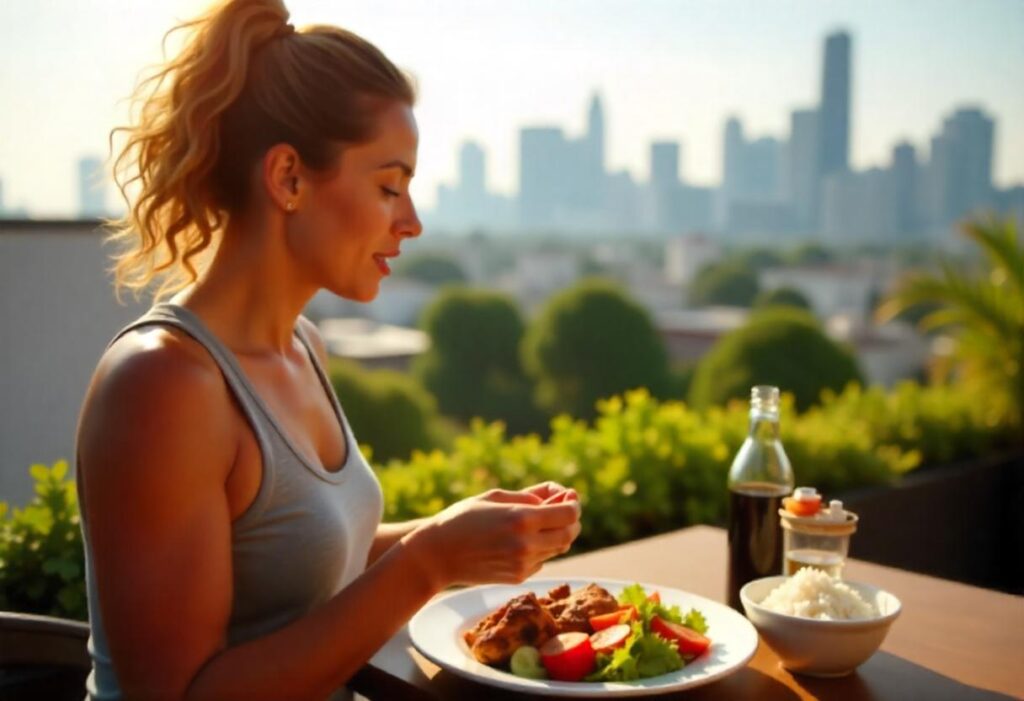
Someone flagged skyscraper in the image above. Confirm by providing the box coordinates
[78,156,107,218]
[581,92,607,211]
[519,127,569,230]
[890,142,919,236]
[818,32,851,179]
[922,107,995,232]
[458,141,485,200]
[650,141,681,233]
[585,92,605,177]
[650,142,680,190]
[788,109,819,232]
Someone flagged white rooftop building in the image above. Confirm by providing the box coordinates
[318,318,429,372]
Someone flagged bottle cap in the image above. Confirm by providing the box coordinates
[824,499,845,521]
[793,487,818,501]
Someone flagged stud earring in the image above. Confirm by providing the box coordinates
[286,202,295,212]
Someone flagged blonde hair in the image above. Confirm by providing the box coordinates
[107,0,416,301]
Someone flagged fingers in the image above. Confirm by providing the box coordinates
[516,500,580,532]
[541,488,578,505]
[481,488,542,506]
[531,522,579,555]
[523,481,576,503]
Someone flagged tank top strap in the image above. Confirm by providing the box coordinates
[107,303,267,415]
[291,318,349,431]
[105,303,278,486]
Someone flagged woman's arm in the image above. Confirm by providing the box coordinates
[80,334,580,701]
[367,520,427,566]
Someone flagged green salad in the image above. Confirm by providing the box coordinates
[507,583,711,683]
[585,583,709,682]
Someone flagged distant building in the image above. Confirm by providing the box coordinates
[78,156,108,218]
[759,263,891,322]
[996,186,1024,226]
[518,91,609,233]
[922,107,995,237]
[605,170,643,232]
[500,250,581,313]
[719,117,787,235]
[656,308,749,364]
[818,32,851,179]
[822,168,897,243]
[890,142,921,237]
[317,318,429,372]
[582,93,607,211]
[650,141,681,233]
[665,234,722,287]
[827,316,929,387]
[651,141,680,190]
[787,109,819,232]
[434,140,514,233]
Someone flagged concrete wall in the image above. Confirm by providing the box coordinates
[0,221,146,505]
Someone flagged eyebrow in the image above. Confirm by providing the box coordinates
[377,160,415,177]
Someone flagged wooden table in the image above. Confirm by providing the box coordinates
[352,526,1024,700]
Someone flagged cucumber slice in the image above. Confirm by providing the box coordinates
[510,645,548,679]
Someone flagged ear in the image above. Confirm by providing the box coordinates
[262,143,302,214]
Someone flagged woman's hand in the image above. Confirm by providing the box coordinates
[405,483,582,588]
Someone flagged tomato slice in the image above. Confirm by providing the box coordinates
[647,591,661,605]
[589,605,638,632]
[589,623,631,654]
[650,616,711,656]
[539,632,597,682]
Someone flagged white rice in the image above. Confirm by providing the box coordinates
[760,568,877,620]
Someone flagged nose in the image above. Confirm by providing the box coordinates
[397,197,423,239]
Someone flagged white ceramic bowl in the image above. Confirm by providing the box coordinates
[740,575,901,677]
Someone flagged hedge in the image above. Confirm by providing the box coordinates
[2,382,1014,620]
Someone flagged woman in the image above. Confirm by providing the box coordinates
[75,1,582,699]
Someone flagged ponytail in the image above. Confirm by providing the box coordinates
[107,0,416,302]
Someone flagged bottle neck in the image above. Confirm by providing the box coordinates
[748,410,780,440]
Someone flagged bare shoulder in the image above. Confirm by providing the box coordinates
[296,314,329,367]
[78,326,238,490]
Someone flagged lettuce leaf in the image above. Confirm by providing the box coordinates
[583,583,707,682]
[682,607,709,635]
[586,627,684,682]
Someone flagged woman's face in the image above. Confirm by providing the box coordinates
[289,101,422,302]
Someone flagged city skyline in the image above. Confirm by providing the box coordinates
[430,30,1016,241]
[1,0,1023,217]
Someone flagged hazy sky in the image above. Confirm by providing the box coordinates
[1,0,1022,217]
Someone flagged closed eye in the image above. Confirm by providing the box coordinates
[381,187,400,198]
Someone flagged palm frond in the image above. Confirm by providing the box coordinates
[962,217,1024,298]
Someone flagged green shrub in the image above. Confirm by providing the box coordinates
[754,286,812,312]
[0,461,87,620]
[328,358,448,462]
[689,307,864,412]
[376,382,1013,552]
[689,263,760,308]
[522,279,673,421]
[413,288,546,436]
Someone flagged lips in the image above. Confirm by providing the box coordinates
[373,250,400,275]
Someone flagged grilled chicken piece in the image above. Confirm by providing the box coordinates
[549,583,619,633]
[462,592,559,665]
[538,583,572,618]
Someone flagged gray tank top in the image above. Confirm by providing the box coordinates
[80,302,383,700]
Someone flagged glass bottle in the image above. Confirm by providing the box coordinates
[726,385,794,610]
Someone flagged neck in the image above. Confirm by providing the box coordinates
[170,211,317,357]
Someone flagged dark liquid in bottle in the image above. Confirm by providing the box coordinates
[727,482,790,610]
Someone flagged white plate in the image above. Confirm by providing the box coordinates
[408,577,759,697]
